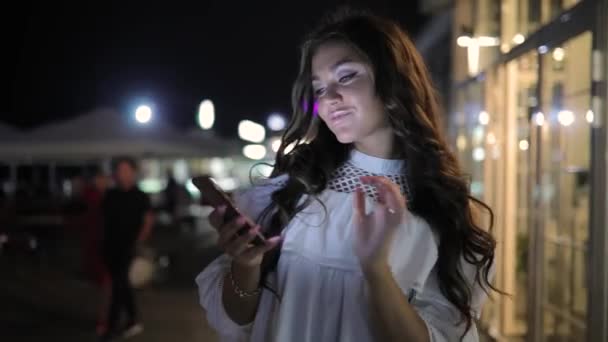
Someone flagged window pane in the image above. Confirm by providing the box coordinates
[539,31,591,342]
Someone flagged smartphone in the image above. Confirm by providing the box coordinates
[192,176,266,246]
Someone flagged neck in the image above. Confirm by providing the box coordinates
[354,126,396,159]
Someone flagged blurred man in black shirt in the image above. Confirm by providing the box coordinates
[101,157,154,340]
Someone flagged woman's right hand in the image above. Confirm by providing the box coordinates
[208,205,282,268]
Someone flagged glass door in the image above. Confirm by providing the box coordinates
[501,50,539,339]
[537,31,592,342]
[496,32,592,342]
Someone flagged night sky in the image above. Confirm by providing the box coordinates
[1,0,427,137]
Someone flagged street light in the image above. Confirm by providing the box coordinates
[512,34,525,45]
[552,47,565,62]
[198,100,215,130]
[243,144,267,160]
[456,35,472,47]
[457,35,499,47]
[478,111,490,126]
[135,105,152,124]
[558,110,574,126]
[238,120,266,143]
[267,113,287,131]
[534,112,545,126]
[456,32,500,76]
[473,147,485,161]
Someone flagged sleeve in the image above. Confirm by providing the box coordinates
[232,174,288,225]
[195,175,288,340]
[390,215,494,342]
[410,259,495,342]
[195,254,252,342]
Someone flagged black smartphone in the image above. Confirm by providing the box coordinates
[192,176,266,246]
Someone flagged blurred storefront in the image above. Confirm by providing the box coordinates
[450,0,608,341]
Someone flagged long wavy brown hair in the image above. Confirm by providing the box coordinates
[255,10,499,336]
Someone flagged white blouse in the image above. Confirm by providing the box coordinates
[196,150,491,342]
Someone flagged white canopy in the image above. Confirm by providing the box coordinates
[0,108,239,161]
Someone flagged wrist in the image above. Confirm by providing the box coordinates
[362,262,392,283]
[230,261,261,292]
[231,260,261,273]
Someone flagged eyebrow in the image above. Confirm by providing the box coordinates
[311,58,356,81]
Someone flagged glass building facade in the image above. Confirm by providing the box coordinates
[450,1,608,341]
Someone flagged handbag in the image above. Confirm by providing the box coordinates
[129,244,156,288]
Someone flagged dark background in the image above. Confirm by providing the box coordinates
[0,0,427,137]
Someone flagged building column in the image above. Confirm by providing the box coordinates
[588,0,608,341]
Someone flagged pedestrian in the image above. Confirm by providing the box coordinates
[82,170,111,335]
[100,157,154,340]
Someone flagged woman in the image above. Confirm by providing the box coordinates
[197,10,498,342]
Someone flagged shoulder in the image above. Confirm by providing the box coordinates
[233,174,288,220]
[394,213,441,266]
[234,174,288,202]
[405,212,440,247]
[389,212,440,291]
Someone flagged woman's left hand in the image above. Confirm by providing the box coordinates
[353,176,408,274]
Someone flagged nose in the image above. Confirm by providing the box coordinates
[323,83,342,104]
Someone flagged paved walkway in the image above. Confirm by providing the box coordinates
[0,261,219,342]
[0,223,221,342]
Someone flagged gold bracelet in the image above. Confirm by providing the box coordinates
[228,266,261,298]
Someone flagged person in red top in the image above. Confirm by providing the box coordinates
[82,170,111,335]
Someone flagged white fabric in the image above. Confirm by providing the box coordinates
[196,149,491,342]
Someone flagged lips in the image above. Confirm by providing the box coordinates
[329,108,353,123]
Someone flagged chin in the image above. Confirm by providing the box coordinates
[334,133,356,144]
[328,125,360,144]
